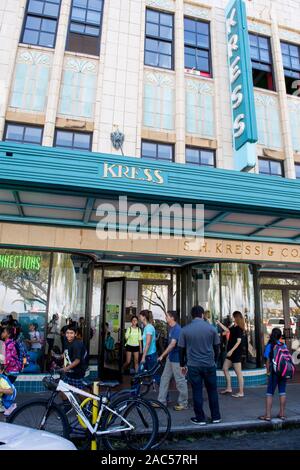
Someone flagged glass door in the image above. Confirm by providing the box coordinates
[101,278,125,381]
[261,288,284,346]
[139,282,171,321]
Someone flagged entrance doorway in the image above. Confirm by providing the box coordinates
[100,266,175,380]
[260,280,300,372]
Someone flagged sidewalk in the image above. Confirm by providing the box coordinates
[168,383,300,435]
[2,384,300,435]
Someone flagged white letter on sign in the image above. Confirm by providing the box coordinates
[228,34,239,59]
[230,56,241,84]
[232,85,243,109]
[233,114,245,138]
[226,8,237,34]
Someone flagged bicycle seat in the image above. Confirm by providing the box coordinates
[98,380,120,388]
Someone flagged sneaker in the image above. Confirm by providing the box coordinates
[4,403,17,416]
[190,417,206,425]
[174,404,188,411]
[152,401,167,408]
[212,419,222,424]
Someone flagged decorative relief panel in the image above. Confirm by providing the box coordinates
[58,57,98,119]
[184,4,211,20]
[143,70,175,131]
[288,98,300,152]
[185,78,215,138]
[254,92,282,149]
[145,0,175,11]
[248,21,271,36]
[10,49,52,112]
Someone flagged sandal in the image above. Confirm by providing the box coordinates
[258,416,271,421]
[220,390,232,395]
[231,393,244,398]
[277,415,286,420]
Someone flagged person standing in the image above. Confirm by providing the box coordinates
[47,314,60,353]
[157,311,188,411]
[178,305,221,426]
[123,315,142,373]
[1,326,20,384]
[259,328,289,421]
[139,310,157,372]
[217,311,245,398]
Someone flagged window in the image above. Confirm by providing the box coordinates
[295,163,300,179]
[66,0,104,55]
[141,141,174,162]
[186,147,215,167]
[249,33,274,91]
[144,9,173,70]
[281,41,300,96]
[184,18,211,77]
[4,123,43,145]
[258,158,283,177]
[21,0,61,48]
[54,130,92,150]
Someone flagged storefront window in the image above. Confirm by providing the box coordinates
[221,263,256,365]
[0,249,51,373]
[191,263,220,323]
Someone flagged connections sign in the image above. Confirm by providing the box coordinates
[226,0,258,153]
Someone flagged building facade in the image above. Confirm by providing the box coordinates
[1,0,300,384]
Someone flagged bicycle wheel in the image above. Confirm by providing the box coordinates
[101,398,158,451]
[147,399,171,449]
[7,400,70,439]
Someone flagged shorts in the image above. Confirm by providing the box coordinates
[63,374,86,389]
[125,345,140,353]
[266,373,287,396]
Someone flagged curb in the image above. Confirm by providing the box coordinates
[169,416,300,436]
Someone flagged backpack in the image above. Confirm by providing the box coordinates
[105,335,115,351]
[272,343,295,380]
[15,338,30,372]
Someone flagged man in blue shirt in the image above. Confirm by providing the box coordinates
[157,311,188,411]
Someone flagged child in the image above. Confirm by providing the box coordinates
[0,360,17,416]
[259,327,288,421]
[1,326,20,383]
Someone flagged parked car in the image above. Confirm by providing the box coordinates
[0,422,77,450]
[266,317,297,336]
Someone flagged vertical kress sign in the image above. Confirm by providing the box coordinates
[226,0,258,170]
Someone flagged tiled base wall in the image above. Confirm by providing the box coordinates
[14,368,267,393]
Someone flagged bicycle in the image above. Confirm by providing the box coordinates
[80,362,171,449]
[7,369,158,451]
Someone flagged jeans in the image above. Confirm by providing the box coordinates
[139,352,160,385]
[267,372,287,396]
[158,358,188,406]
[188,365,221,422]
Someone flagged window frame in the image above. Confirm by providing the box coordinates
[281,40,300,79]
[144,8,174,71]
[295,163,300,179]
[185,146,216,167]
[184,16,212,77]
[141,140,174,162]
[258,158,284,177]
[66,0,105,56]
[54,129,93,151]
[249,32,275,91]
[4,122,44,145]
[20,0,62,49]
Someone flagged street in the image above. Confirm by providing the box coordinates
[162,427,300,450]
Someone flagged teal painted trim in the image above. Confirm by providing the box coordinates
[2,142,300,217]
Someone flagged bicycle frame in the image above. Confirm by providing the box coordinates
[56,380,134,436]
